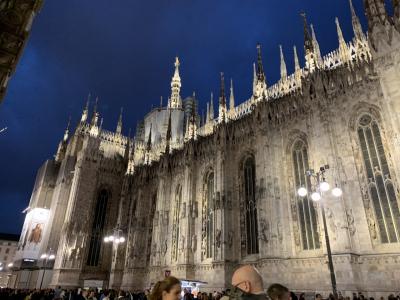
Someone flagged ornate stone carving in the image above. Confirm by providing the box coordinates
[216,230,222,248]
[227,230,234,248]
[181,203,186,218]
[325,207,337,240]
[162,239,168,255]
[259,218,270,243]
[191,201,198,218]
[179,235,185,252]
[191,235,197,252]
[215,192,221,209]
[345,209,356,236]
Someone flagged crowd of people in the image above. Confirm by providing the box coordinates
[0,265,399,300]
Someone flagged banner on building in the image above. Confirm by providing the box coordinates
[17,208,50,260]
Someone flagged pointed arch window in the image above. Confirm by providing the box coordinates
[243,156,259,255]
[171,185,182,261]
[205,172,214,258]
[357,114,400,243]
[292,141,320,250]
[87,189,109,266]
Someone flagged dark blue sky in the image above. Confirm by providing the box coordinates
[0,0,372,234]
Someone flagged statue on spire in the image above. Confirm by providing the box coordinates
[169,57,182,109]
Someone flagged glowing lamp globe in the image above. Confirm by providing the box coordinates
[332,187,343,197]
[311,192,321,201]
[119,237,126,243]
[297,187,308,197]
[320,181,330,192]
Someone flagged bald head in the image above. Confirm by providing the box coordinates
[231,265,264,294]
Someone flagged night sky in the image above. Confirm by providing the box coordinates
[0,0,372,234]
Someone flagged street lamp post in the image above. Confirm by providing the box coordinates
[297,165,342,299]
[103,227,126,245]
[39,250,55,290]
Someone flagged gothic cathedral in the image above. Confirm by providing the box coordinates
[13,1,400,296]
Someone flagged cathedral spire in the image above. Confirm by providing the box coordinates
[209,92,214,121]
[336,17,346,46]
[336,17,351,63]
[301,12,314,54]
[91,97,99,127]
[301,13,318,72]
[126,134,135,175]
[188,98,197,140]
[294,45,300,72]
[349,0,366,41]
[256,43,266,84]
[116,107,123,135]
[63,116,71,142]
[206,102,210,124]
[293,45,302,83]
[81,93,90,123]
[56,117,71,162]
[279,45,287,80]
[253,44,268,99]
[252,63,257,95]
[218,72,227,123]
[310,24,323,65]
[169,57,182,109]
[89,97,100,136]
[229,78,235,113]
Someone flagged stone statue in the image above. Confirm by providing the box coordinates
[325,207,337,240]
[162,239,168,255]
[277,221,283,242]
[191,235,197,252]
[259,218,269,243]
[227,230,234,248]
[365,205,377,240]
[179,235,185,252]
[216,230,222,248]
[346,209,356,236]
[181,203,186,218]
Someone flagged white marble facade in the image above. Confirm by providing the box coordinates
[14,1,400,297]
